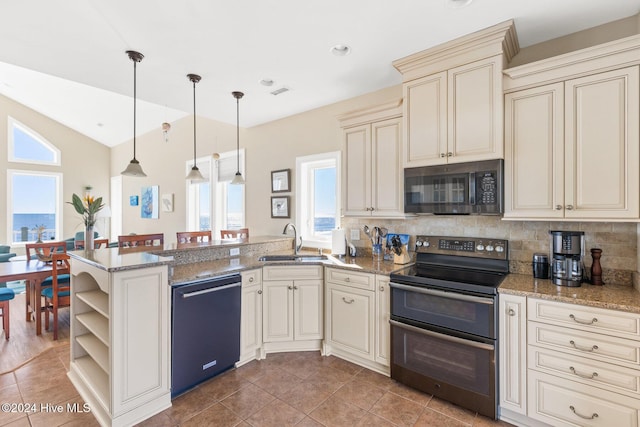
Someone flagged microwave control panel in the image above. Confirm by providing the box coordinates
[476,171,498,205]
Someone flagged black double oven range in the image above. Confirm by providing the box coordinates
[389,235,509,419]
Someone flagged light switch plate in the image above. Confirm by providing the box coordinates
[230,248,240,256]
[350,229,360,241]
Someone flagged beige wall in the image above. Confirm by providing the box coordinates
[0,94,110,245]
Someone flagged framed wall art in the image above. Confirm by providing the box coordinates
[141,185,159,219]
[129,195,139,206]
[271,196,290,218]
[161,193,174,212]
[271,169,290,193]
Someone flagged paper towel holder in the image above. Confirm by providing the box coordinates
[331,228,347,258]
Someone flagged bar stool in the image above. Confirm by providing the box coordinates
[0,288,15,340]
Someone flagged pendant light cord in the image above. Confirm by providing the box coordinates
[132,58,137,160]
[236,96,240,173]
[193,79,197,166]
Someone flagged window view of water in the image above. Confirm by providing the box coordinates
[314,216,335,235]
[12,213,56,241]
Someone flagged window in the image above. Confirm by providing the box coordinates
[296,151,341,248]
[7,170,62,244]
[8,117,60,165]
[186,150,245,238]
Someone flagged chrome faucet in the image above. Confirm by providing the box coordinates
[282,223,302,255]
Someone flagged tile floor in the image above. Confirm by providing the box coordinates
[0,342,513,427]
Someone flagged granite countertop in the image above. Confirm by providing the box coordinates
[170,253,408,285]
[500,273,640,314]
[69,247,173,272]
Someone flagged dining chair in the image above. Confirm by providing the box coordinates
[220,228,249,240]
[41,252,70,340]
[117,233,164,248]
[25,241,70,288]
[176,231,212,244]
[0,288,15,340]
[74,238,109,249]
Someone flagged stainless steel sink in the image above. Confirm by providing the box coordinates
[258,254,328,262]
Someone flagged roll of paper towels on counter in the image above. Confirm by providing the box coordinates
[331,229,346,256]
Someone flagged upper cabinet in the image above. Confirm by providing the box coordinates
[504,37,640,220]
[393,20,518,168]
[339,100,404,217]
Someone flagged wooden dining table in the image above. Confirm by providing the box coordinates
[0,259,70,335]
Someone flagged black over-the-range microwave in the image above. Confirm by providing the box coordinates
[404,159,504,215]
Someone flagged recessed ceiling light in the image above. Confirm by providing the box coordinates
[446,0,473,8]
[97,123,104,127]
[259,78,274,87]
[330,44,351,56]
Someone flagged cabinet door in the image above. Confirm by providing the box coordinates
[326,282,374,358]
[504,83,564,218]
[375,275,390,366]
[565,66,639,219]
[294,279,323,341]
[371,118,403,217]
[402,72,447,167]
[240,277,262,364]
[499,294,527,416]
[448,56,503,164]
[263,281,293,342]
[343,124,372,216]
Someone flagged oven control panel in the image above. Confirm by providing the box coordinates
[415,235,508,260]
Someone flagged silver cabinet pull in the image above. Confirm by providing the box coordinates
[569,406,598,420]
[569,366,598,379]
[570,340,598,352]
[555,205,563,210]
[566,205,574,210]
[342,297,355,304]
[570,314,597,325]
[508,308,516,316]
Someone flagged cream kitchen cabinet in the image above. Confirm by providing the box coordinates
[324,267,389,375]
[239,268,262,365]
[393,20,517,168]
[262,265,323,354]
[527,298,640,427]
[68,255,171,427]
[401,57,503,167]
[504,66,640,220]
[498,293,527,417]
[339,101,404,217]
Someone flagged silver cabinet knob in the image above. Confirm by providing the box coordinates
[566,205,574,210]
[288,285,293,290]
[293,285,298,290]
[257,289,262,294]
[379,286,384,292]
[345,277,350,282]
[249,277,254,283]
[555,205,563,210]
[447,152,452,157]
[440,153,446,158]
[508,308,516,316]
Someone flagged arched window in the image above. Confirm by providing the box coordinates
[8,117,60,165]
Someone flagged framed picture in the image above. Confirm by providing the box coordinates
[271,169,291,193]
[129,195,139,206]
[271,196,290,218]
[161,193,174,212]
[141,185,159,219]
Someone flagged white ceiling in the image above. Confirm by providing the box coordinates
[0,0,638,147]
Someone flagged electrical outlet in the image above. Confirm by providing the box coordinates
[229,258,240,266]
[229,247,240,256]
[350,229,360,241]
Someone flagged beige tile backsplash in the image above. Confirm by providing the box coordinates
[342,217,637,286]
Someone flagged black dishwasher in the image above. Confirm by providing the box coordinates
[171,273,241,397]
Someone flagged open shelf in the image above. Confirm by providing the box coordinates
[75,355,109,408]
[76,333,109,374]
[76,290,109,318]
[76,312,109,346]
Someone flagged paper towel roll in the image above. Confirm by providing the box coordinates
[331,229,346,256]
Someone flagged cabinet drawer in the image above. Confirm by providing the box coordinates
[241,269,262,286]
[528,346,640,397]
[528,370,639,427]
[325,268,374,291]
[263,265,322,281]
[528,321,640,369]
[528,298,640,339]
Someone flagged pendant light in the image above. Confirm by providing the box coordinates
[121,50,147,177]
[230,91,245,185]
[185,74,206,183]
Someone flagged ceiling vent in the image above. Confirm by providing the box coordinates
[270,87,290,96]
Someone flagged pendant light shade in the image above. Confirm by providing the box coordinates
[186,74,206,183]
[230,91,245,185]
[121,50,147,177]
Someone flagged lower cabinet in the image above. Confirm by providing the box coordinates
[324,267,390,375]
[499,294,640,427]
[239,269,262,366]
[262,265,323,354]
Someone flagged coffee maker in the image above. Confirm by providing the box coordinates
[550,230,585,287]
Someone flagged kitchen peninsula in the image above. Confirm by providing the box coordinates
[67,235,402,426]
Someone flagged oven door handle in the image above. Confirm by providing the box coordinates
[390,319,495,351]
[389,282,494,305]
